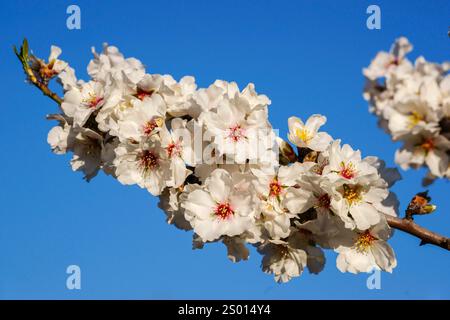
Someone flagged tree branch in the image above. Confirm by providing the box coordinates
[385,214,450,251]
[14,39,62,106]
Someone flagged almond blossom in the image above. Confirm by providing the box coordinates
[364,37,450,184]
[23,42,404,283]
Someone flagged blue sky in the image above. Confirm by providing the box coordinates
[0,0,449,299]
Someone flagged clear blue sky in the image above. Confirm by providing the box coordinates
[0,0,449,299]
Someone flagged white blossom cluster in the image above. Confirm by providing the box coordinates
[42,44,400,283]
[363,37,450,185]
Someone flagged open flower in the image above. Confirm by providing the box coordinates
[258,234,308,283]
[288,115,332,152]
[395,133,450,177]
[203,95,274,163]
[114,139,171,196]
[251,163,314,239]
[61,80,112,127]
[330,182,387,230]
[160,118,195,188]
[333,220,397,274]
[117,94,166,142]
[363,37,413,80]
[182,169,256,242]
[323,140,378,185]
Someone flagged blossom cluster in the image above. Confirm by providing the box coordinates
[363,37,450,185]
[38,44,400,282]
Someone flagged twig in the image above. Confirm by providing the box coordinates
[385,214,450,251]
[14,39,62,105]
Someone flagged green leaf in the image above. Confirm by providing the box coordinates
[22,38,29,60]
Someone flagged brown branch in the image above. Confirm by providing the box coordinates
[14,39,62,106]
[385,214,450,251]
[22,63,63,105]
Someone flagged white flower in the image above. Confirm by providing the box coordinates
[30,45,68,81]
[61,80,110,127]
[36,42,411,283]
[251,163,314,239]
[159,75,198,117]
[329,182,386,230]
[387,100,440,140]
[117,94,166,142]
[334,220,397,274]
[287,115,332,152]
[240,83,271,111]
[70,128,104,181]
[363,37,412,80]
[158,186,196,231]
[258,235,308,283]
[47,121,71,155]
[182,169,256,242]
[363,37,450,184]
[47,116,104,181]
[58,66,78,91]
[160,118,195,188]
[114,139,171,196]
[395,133,450,177]
[88,44,145,87]
[190,82,226,117]
[289,175,342,237]
[203,94,274,163]
[322,140,378,185]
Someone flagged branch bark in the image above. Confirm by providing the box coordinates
[21,63,63,105]
[14,39,63,106]
[385,214,450,251]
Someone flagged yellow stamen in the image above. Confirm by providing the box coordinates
[407,111,424,129]
[343,184,362,205]
[296,128,312,142]
[355,230,377,253]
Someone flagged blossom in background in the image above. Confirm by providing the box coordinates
[363,37,450,184]
[363,36,412,80]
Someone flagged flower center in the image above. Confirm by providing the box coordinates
[408,111,424,128]
[269,179,282,197]
[166,141,182,158]
[343,184,362,205]
[227,124,245,142]
[339,161,356,179]
[138,150,159,174]
[296,128,312,142]
[135,88,154,100]
[214,202,234,220]
[40,62,58,80]
[420,138,434,153]
[84,93,104,109]
[142,117,163,136]
[355,230,377,253]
